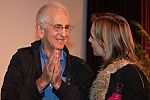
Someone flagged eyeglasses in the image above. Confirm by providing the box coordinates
[44,22,74,32]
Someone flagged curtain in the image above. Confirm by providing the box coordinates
[141,0,150,59]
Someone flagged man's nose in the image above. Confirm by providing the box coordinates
[61,28,68,36]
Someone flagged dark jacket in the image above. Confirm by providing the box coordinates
[1,40,95,100]
[106,64,150,100]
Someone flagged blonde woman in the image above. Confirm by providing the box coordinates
[89,13,150,100]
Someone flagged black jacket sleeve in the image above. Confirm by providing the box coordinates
[1,51,43,100]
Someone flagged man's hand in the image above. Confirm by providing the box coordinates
[36,50,62,92]
[50,50,62,90]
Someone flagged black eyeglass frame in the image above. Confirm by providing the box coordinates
[44,22,74,32]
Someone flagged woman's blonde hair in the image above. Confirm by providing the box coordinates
[91,13,149,80]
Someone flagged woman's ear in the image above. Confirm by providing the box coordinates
[35,24,44,38]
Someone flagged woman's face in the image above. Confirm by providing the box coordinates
[88,24,105,57]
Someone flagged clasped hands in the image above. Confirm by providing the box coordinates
[36,50,62,92]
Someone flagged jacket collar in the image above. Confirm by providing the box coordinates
[31,40,73,83]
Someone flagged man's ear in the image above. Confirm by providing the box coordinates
[35,24,44,38]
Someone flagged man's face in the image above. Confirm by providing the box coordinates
[42,11,70,50]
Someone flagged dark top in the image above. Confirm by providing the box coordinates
[1,40,95,100]
[105,64,150,100]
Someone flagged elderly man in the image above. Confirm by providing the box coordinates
[1,2,95,100]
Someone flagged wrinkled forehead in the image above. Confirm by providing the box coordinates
[50,3,69,16]
[51,8,68,17]
[48,8,70,22]
[49,12,69,25]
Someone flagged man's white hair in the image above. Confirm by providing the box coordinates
[36,2,69,28]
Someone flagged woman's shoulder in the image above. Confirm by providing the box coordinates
[116,64,139,76]
[114,64,149,89]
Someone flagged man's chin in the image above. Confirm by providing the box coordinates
[55,45,64,50]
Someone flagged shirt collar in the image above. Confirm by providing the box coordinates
[40,44,65,61]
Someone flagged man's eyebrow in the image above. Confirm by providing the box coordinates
[54,24,62,26]
[54,24,70,26]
